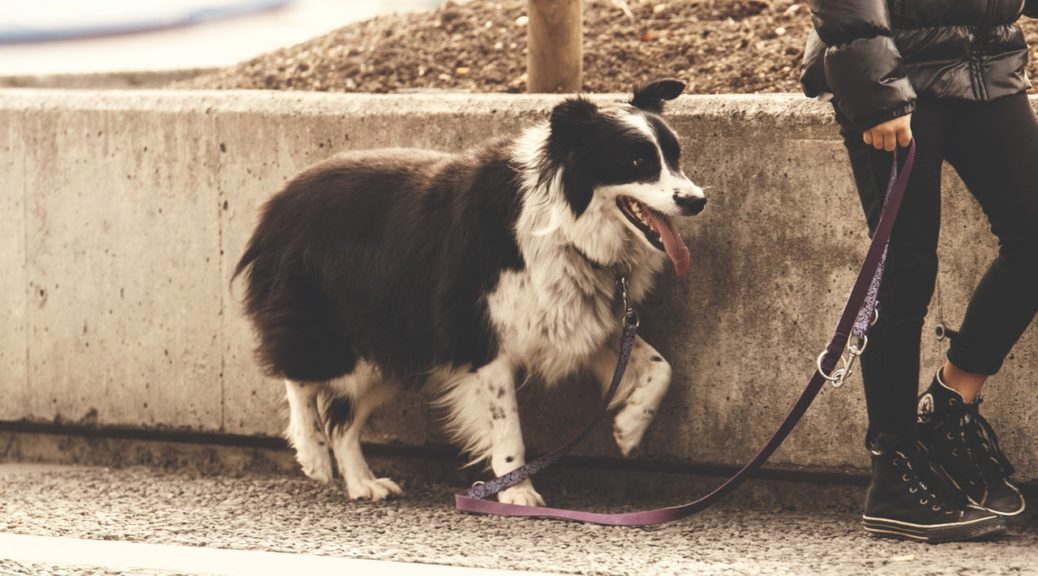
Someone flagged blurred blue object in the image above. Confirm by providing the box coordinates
[0,0,296,44]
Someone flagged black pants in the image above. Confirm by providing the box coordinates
[837,92,1038,440]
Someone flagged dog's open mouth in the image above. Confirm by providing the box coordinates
[617,197,691,277]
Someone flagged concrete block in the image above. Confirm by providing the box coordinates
[1,90,1035,483]
[0,107,28,420]
[18,93,223,430]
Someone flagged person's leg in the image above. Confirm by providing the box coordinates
[939,362,986,403]
[942,92,1038,385]
[918,92,1038,522]
[837,102,1005,542]
[837,102,943,441]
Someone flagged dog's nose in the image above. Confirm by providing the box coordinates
[673,194,707,215]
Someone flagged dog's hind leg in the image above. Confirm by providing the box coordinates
[284,380,334,483]
[322,362,403,501]
[437,358,545,507]
[590,335,672,457]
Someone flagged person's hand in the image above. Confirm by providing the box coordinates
[863,114,912,151]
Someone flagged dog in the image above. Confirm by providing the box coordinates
[233,79,707,506]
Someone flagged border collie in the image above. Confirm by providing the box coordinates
[233,80,707,505]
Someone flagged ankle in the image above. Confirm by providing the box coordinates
[939,361,985,403]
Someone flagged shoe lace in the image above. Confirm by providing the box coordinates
[961,400,1015,479]
[894,448,965,512]
[927,404,987,491]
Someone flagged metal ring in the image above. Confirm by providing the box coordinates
[935,323,947,341]
[816,351,846,383]
[468,480,487,498]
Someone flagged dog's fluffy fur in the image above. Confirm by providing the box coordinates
[234,80,707,504]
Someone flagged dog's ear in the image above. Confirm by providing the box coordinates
[549,97,599,148]
[546,98,598,218]
[630,79,686,113]
[560,164,594,218]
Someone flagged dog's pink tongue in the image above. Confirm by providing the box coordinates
[645,210,691,277]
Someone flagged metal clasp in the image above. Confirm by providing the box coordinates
[616,274,640,328]
[817,334,868,388]
[618,275,630,312]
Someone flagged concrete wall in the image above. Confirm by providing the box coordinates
[1,90,1035,480]
[0,70,210,90]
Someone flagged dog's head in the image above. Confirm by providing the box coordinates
[540,79,705,277]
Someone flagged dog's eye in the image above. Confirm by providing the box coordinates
[632,157,647,169]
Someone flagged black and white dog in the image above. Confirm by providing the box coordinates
[234,80,706,506]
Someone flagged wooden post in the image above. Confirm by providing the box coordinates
[526,0,583,93]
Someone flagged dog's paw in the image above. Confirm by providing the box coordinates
[612,405,654,457]
[346,477,403,501]
[294,446,334,483]
[498,481,545,507]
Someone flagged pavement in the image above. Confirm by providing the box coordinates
[2,462,1037,576]
[0,0,440,77]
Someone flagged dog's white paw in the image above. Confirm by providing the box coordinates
[498,481,545,507]
[613,404,654,457]
[294,444,334,483]
[346,477,403,501]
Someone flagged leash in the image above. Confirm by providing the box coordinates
[456,142,917,526]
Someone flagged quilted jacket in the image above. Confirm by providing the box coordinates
[801,0,1038,129]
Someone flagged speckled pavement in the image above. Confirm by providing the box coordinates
[1,463,1036,576]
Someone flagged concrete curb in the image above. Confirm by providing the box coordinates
[0,69,213,90]
[1,89,1035,481]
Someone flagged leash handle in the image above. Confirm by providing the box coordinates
[457,142,916,526]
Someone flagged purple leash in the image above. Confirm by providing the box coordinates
[457,142,917,526]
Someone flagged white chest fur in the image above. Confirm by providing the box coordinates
[486,249,660,384]
[487,266,611,383]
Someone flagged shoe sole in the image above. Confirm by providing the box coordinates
[862,515,1006,544]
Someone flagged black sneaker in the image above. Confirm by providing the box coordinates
[862,433,1006,543]
[918,371,1029,524]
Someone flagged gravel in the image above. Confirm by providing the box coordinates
[178,0,1038,96]
[2,464,1037,575]
[179,0,813,94]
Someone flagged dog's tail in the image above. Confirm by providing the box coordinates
[231,238,261,287]
[229,228,269,322]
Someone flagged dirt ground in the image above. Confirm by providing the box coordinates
[180,0,811,94]
[182,0,1038,95]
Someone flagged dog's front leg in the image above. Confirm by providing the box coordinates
[590,335,672,457]
[443,358,544,506]
[482,359,545,507]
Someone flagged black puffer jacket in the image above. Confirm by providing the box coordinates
[802,0,1038,129]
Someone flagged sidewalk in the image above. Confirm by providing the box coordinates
[2,463,1035,575]
[0,0,439,76]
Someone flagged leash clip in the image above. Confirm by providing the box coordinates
[817,334,868,388]
[616,273,640,328]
